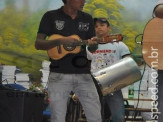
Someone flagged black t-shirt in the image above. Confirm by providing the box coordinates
[38,7,95,74]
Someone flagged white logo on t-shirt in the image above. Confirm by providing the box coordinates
[55,20,65,30]
[78,22,89,31]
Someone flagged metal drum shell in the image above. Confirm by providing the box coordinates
[92,57,142,96]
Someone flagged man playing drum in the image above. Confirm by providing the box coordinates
[87,18,131,122]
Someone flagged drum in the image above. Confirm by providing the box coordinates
[92,57,142,96]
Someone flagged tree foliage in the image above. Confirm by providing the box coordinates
[0,1,48,81]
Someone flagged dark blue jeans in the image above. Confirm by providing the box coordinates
[92,75,125,122]
[158,70,163,122]
[104,90,125,122]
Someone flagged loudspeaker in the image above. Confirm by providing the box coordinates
[0,90,45,122]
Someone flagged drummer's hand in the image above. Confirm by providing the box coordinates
[72,94,78,101]
[87,37,99,46]
[87,37,99,52]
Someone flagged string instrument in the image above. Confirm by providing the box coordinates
[47,34,123,60]
[100,34,123,44]
[142,17,163,70]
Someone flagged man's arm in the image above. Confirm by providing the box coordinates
[35,33,83,50]
[35,33,60,50]
[122,54,131,58]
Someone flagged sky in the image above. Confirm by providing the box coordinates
[0,0,158,20]
[49,0,158,20]
[0,0,157,10]
[49,0,63,10]
[120,0,157,19]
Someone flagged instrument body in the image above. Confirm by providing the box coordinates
[142,18,163,70]
[92,57,141,96]
[47,34,82,60]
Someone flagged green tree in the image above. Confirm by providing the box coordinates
[0,1,48,81]
[84,0,124,32]
[0,36,3,47]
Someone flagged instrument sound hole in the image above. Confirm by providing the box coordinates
[63,45,76,51]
